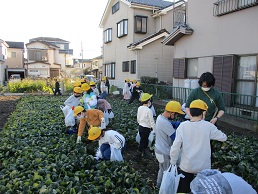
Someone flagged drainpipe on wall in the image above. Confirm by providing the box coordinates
[155,53,159,78]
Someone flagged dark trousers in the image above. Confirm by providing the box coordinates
[138,125,151,152]
[128,94,140,104]
[177,169,195,193]
[54,88,61,95]
[100,143,126,160]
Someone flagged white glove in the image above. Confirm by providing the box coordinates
[76,136,82,143]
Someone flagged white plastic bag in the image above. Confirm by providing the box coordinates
[159,164,183,194]
[95,147,103,159]
[60,105,71,117]
[136,132,140,144]
[107,110,114,118]
[110,145,123,162]
[65,108,75,127]
[104,110,114,119]
[148,130,155,147]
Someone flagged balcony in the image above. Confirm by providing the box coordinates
[214,0,258,16]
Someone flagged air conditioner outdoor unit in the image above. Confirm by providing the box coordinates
[41,56,47,61]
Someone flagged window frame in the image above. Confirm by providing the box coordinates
[104,62,115,79]
[130,60,136,74]
[186,58,198,78]
[112,2,119,14]
[104,28,112,43]
[173,58,186,79]
[117,19,128,38]
[122,61,129,72]
[134,15,148,34]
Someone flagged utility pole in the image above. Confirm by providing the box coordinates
[81,41,83,69]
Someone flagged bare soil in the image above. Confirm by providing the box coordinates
[0,96,20,130]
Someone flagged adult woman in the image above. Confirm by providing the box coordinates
[185,72,225,124]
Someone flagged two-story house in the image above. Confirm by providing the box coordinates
[5,41,26,80]
[26,37,73,78]
[91,55,103,79]
[100,0,175,88]
[163,0,258,107]
[0,39,9,85]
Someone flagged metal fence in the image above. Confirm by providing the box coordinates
[141,83,258,121]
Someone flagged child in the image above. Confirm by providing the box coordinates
[81,83,97,110]
[90,81,100,97]
[123,78,131,101]
[88,126,126,161]
[154,101,184,188]
[100,77,108,99]
[136,93,155,160]
[64,87,83,134]
[170,99,227,193]
[73,106,105,143]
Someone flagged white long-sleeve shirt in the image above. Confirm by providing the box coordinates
[137,105,155,129]
[99,130,125,150]
[170,120,227,174]
[64,94,81,108]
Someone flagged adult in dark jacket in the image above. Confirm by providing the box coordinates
[54,79,61,95]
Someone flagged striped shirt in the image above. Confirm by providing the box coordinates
[99,130,125,150]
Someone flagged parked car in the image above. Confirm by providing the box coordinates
[9,74,21,82]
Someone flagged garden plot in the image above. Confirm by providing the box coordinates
[0,95,257,193]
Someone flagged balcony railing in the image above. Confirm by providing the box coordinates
[173,0,187,28]
[141,84,258,121]
[214,0,258,16]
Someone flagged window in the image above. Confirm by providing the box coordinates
[117,19,128,38]
[112,2,119,14]
[29,70,39,72]
[187,58,198,78]
[122,61,129,72]
[135,16,147,33]
[131,60,136,74]
[28,49,47,61]
[8,52,16,58]
[105,63,115,79]
[173,58,186,78]
[236,56,257,105]
[104,28,112,43]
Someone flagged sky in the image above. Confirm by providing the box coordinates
[1,0,109,59]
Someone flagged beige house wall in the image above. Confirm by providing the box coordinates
[7,48,24,68]
[103,1,174,88]
[137,39,173,82]
[0,41,8,85]
[171,1,258,87]
[174,1,258,58]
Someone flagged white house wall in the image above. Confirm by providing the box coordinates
[27,63,49,78]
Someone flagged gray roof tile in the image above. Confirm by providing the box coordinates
[128,0,173,8]
[5,41,24,49]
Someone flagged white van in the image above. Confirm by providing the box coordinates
[9,74,21,82]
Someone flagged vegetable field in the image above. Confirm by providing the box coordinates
[0,95,257,193]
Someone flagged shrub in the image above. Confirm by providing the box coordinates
[7,78,53,93]
[140,76,158,84]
